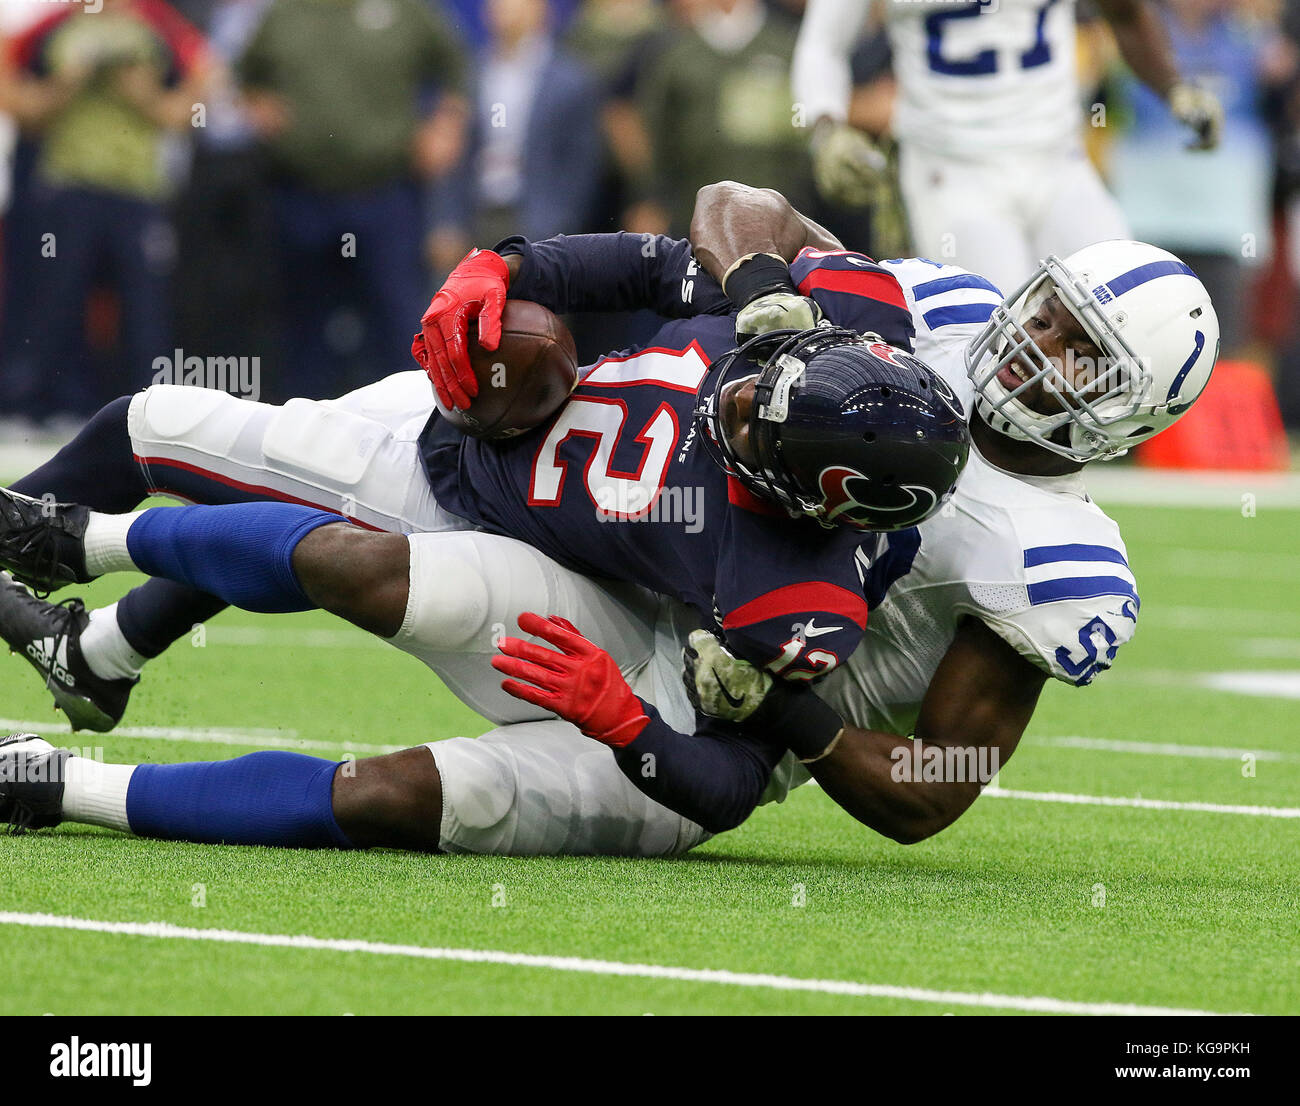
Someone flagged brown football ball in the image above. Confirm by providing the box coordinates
[441,300,578,440]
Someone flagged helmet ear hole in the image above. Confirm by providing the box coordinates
[882,474,895,486]
[864,431,877,443]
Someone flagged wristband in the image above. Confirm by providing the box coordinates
[798,727,845,765]
[745,681,845,761]
[721,252,799,309]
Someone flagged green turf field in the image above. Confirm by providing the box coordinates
[1,493,1296,1015]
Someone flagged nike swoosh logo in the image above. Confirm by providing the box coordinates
[711,668,746,709]
[803,619,843,639]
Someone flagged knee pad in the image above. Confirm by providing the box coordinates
[130,385,245,450]
[397,532,494,653]
[425,737,519,851]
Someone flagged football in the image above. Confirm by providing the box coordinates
[442,299,579,440]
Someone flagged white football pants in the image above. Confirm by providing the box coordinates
[897,143,1131,296]
[126,374,716,856]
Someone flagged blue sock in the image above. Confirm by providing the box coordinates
[126,752,354,848]
[126,503,340,614]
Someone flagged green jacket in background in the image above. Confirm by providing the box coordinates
[637,17,813,235]
[237,0,466,192]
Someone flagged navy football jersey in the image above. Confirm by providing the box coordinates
[424,314,875,679]
[418,233,916,680]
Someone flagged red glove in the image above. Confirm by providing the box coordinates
[491,612,650,748]
[411,248,510,411]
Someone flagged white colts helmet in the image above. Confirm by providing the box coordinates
[965,240,1220,462]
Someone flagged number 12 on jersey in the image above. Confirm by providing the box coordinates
[528,345,710,520]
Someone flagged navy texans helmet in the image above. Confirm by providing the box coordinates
[695,327,970,532]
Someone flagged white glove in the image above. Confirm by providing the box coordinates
[1169,82,1223,151]
[734,291,824,342]
[812,121,888,208]
[682,630,773,723]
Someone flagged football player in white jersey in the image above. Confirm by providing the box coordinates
[0,181,1218,856]
[794,0,1224,294]
[679,180,1217,834]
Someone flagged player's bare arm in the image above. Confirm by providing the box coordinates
[688,181,847,339]
[1094,0,1178,98]
[689,180,843,278]
[806,618,1045,843]
[682,615,1045,843]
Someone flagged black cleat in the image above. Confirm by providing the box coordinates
[0,734,68,833]
[0,574,137,733]
[0,486,93,595]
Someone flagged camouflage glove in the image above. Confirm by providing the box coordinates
[734,291,824,342]
[683,630,845,762]
[682,629,773,723]
[1169,82,1223,151]
[812,120,889,208]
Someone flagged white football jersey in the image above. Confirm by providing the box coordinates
[886,0,1082,157]
[760,253,1139,802]
[878,254,1004,405]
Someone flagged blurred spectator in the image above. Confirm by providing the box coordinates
[170,1,284,394]
[236,0,468,400]
[565,0,663,83]
[0,0,213,422]
[0,1,46,219]
[633,0,813,236]
[429,0,602,270]
[442,0,583,48]
[1110,0,1281,356]
[566,0,682,233]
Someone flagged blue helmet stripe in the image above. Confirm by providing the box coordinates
[1102,260,1196,299]
[912,273,1003,300]
[1027,576,1140,606]
[1164,329,1206,407]
[1023,543,1129,569]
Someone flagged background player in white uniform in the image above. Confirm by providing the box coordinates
[0,183,1218,856]
[793,0,1224,293]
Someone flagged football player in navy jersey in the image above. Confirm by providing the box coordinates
[0,230,967,846]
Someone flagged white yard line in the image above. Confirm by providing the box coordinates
[1150,549,1300,580]
[1105,667,1300,701]
[1082,467,1300,509]
[5,712,1295,790]
[201,626,383,649]
[1035,735,1298,762]
[1141,606,1300,634]
[0,911,1245,1016]
[1200,671,1300,700]
[983,787,1300,819]
[0,717,407,755]
[1233,637,1300,660]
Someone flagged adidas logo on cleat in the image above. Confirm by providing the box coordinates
[26,636,75,689]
